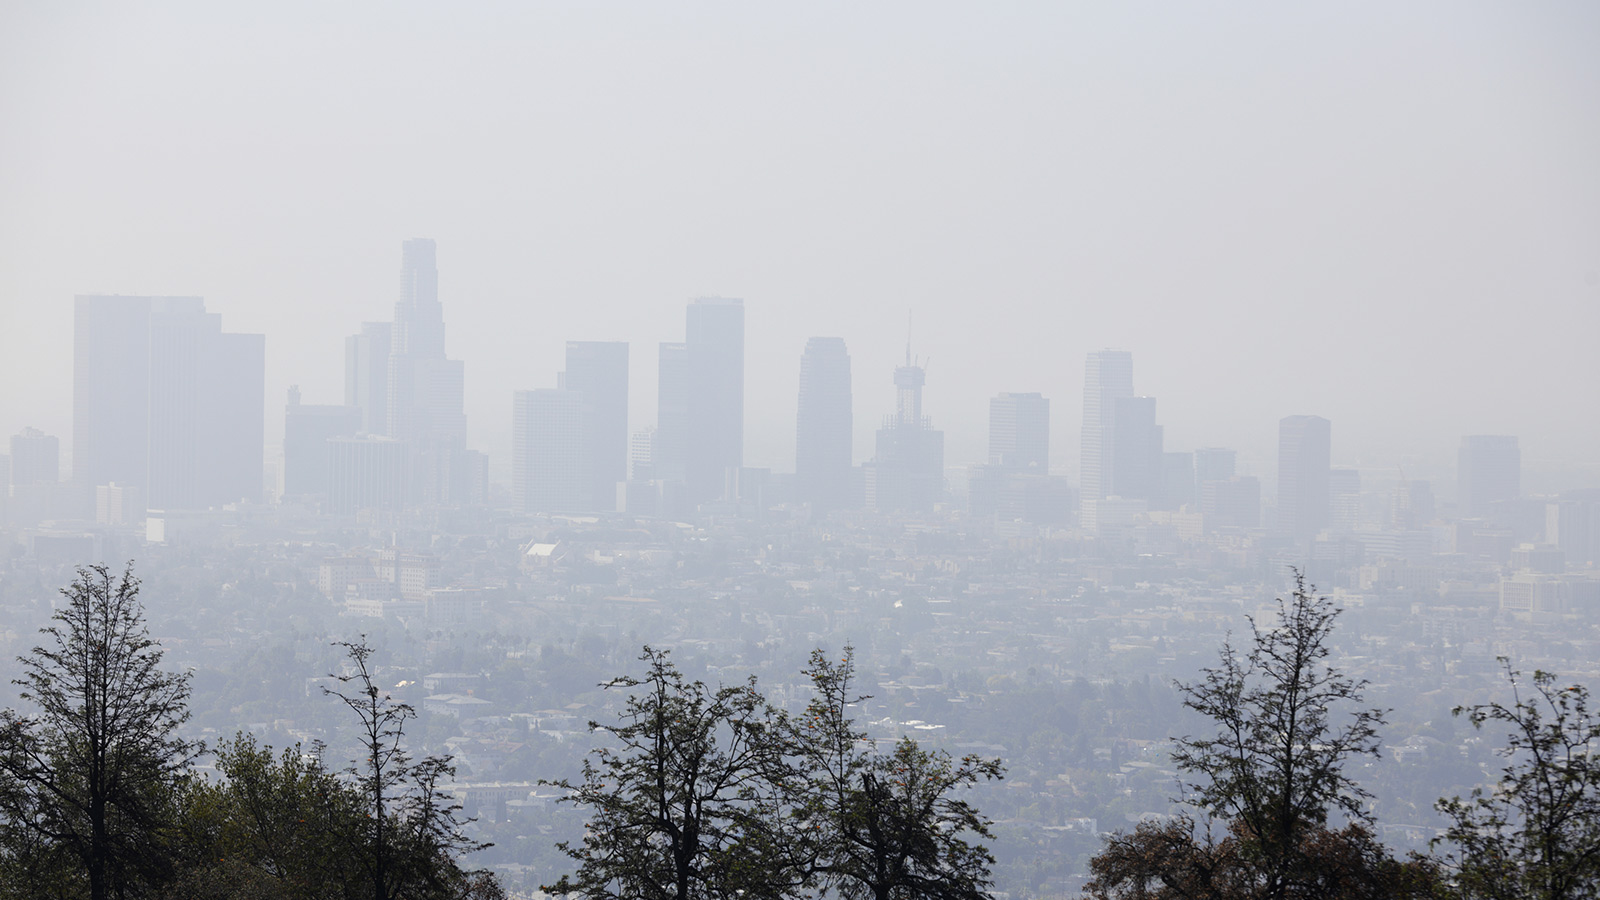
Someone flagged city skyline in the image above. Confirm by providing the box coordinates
[3,5,1597,486]
[7,267,1592,510]
[7,253,1596,492]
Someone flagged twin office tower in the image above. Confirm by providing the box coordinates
[513,299,757,515]
[73,295,265,515]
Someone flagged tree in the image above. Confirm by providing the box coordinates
[796,648,1003,900]
[544,647,795,900]
[166,734,364,900]
[1085,574,1439,900]
[1088,816,1442,900]
[1435,662,1600,900]
[168,732,503,900]
[0,563,201,900]
[1174,575,1386,879]
[323,637,496,900]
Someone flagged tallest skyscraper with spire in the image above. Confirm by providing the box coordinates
[386,239,464,448]
[393,238,446,359]
[388,239,470,504]
[338,239,479,510]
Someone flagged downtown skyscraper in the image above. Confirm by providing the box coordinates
[339,240,482,511]
[989,392,1049,471]
[653,299,744,506]
[512,388,592,512]
[344,321,391,435]
[74,295,264,511]
[795,337,853,513]
[1277,414,1332,541]
[1457,434,1520,519]
[654,342,690,487]
[1108,395,1162,503]
[505,336,631,515]
[865,348,943,512]
[562,341,630,508]
[283,386,362,498]
[387,239,468,501]
[969,391,1073,525]
[685,298,744,503]
[1080,350,1134,505]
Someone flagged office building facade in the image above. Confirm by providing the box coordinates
[655,342,690,486]
[1194,448,1237,486]
[1080,350,1134,504]
[327,436,409,516]
[344,322,392,435]
[513,389,593,513]
[866,351,944,512]
[341,240,480,508]
[1458,435,1521,519]
[1108,395,1162,503]
[1277,415,1332,541]
[283,387,363,498]
[796,337,854,513]
[73,295,264,511]
[989,392,1049,471]
[562,341,630,508]
[684,298,744,503]
[9,427,59,487]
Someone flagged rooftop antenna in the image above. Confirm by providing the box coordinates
[906,308,913,367]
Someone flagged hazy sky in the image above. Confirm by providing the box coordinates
[3,2,1597,486]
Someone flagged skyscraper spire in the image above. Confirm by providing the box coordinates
[906,308,913,368]
[394,238,444,359]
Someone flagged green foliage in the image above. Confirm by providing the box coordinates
[0,568,503,900]
[544,646,1002,900]
[797,648,1003,900]
[1173,577,1386,844]
[1086,574,1432,900]
[543,647,793,900]
[167,735,364,899]
[1435,662,1600,900]
[170,733,503,900]
[1087,816,1444,900]
[0,563,201,900]
[322,637,498,900]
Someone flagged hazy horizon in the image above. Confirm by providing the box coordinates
[4,2,1598,489]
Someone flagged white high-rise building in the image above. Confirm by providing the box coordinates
[1080,350,1134,505]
